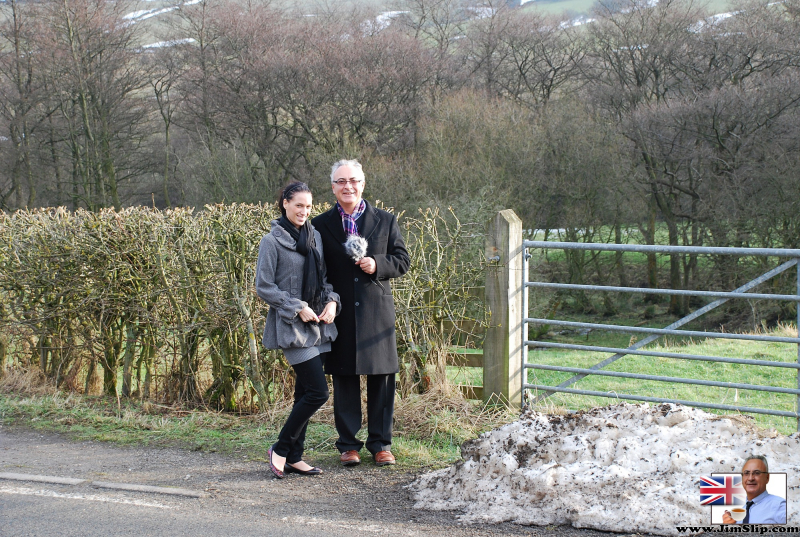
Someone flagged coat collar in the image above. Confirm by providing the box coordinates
[357,202,380,241]
[318,207,347,243]
[318,201,380,241]
[269,219,297,250]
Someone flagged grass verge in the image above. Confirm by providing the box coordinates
[0,370,516,471]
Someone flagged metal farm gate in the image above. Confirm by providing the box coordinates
[479,209,800,431]
[521,241,800,430]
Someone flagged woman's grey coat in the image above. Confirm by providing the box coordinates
[255,221,340,352]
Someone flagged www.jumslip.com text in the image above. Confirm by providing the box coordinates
[676,526,799,533]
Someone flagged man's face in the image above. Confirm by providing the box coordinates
[742,458,770,500]
[331,165,365,208]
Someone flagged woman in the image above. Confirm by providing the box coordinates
[255,182,340,479]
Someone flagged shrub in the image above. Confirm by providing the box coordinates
[0,204,486,410]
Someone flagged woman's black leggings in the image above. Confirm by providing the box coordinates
[273,353,329,464]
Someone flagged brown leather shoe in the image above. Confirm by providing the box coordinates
[340,450,361,466]
[373,450,396,466]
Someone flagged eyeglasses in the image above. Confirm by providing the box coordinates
[742,471,766,477]
[332,179,364,187]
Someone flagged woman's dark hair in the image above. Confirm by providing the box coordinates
[278,181,312,216]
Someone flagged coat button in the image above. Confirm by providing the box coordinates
[355,302,360,306]
[354,277,359,282]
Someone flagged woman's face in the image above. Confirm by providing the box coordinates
[283,191,312,229]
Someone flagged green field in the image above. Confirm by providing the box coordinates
[448,325,799,434]
[520,0,598,16]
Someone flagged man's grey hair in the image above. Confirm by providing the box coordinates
[744,454,769,473]
[330,159,365,183]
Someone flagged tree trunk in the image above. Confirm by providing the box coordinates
[122,324,140,397]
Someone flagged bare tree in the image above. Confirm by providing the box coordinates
[585,0,708,312]
[147,46,185,208]
[171,2,432,202]
[0,0,48,210]
[395,0,471,100]
[461,0,515,95]
[583,0,800,313]
[38,0,154,210]
[492,10,587,109]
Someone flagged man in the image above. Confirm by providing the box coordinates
[312,159,410,467]
[723,455,787,524]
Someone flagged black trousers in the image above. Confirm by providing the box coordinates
[273,354,329,464]
[332,373,395,455]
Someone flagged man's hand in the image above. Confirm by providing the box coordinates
[298,306,320,323]
[357,256,376,275]
[319,301,337,324]
[722,511,735,524]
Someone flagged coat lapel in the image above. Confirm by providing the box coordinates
[318,206,347,243]
[357,202,380,241]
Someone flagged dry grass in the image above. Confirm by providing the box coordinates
[269,378,516,442]
[765,322,798,338]
[0,361,513,440]
[394,384,516,441]
[0,367,59,396]
[709,413,784,439]
[528,393,573,416]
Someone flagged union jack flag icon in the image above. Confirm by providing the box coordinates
[699,475,745,505]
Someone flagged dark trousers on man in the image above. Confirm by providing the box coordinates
[274,354,329,464]
[332,373,395,455]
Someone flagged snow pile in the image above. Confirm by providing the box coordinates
[410,403,799,535]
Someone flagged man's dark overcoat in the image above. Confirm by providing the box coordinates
[312,201,410,376]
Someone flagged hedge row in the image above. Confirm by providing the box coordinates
[0,204,485,409]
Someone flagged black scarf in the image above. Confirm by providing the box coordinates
[277,216,324,315]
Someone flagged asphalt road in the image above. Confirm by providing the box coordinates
[1,425,610,537]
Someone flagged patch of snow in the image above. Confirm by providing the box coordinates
[124,9,156,20]
[560,16,595,28]
[142,38,196,49]
[363,10,408,33]
[410,403,799,535]
[618,0,660,15]
[468,6,495,19]
[709,11,734,21]
[124,0,202,22]
[376,10,407,26]
[692,10,739,31]
[133,7,176,21]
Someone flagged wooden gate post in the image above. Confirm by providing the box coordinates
[484,210,523,408]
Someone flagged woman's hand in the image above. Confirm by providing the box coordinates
[298,306,320,323]
[318,301,337,324]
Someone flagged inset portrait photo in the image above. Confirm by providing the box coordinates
[705,471,788,525]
